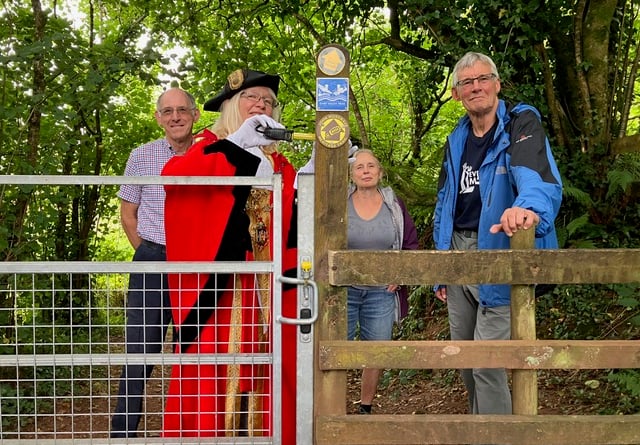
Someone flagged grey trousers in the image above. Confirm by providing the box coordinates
[447,230,512,415]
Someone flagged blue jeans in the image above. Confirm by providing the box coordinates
[111,240,172,438]
[347,287,395,341]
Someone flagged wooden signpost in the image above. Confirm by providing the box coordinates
[312,43,351,434]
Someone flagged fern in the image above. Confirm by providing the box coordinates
[608,370,640,399]
[565,213,590,237]
[606,169,634,200]
[562,185,594,207]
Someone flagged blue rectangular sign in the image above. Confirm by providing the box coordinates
[316,78,349,112]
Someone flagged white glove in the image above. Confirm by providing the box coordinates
[226,115,285,148]
[296,141,358,189]
[297,142,316,175]
[348,142,359,164]
[299,140,359,175]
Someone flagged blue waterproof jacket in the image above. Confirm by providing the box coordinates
[433,100,563,307]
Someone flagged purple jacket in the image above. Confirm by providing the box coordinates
[395,195,419,319]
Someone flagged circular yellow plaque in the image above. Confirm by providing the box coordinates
[316,114,350,148]
[317,46,347,76]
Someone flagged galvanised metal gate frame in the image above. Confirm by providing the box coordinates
[0,173,317,445]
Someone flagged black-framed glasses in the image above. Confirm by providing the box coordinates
[240,92,279,108]
[158,107,195,117]
[455,73,497,89]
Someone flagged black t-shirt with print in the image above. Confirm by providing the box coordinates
[454,121,498,231]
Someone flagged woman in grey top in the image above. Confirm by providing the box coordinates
[347,149,419,414]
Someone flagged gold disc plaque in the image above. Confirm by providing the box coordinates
[317,46,347,76]
[316,113,350,148]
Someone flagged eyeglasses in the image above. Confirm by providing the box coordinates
[455,73,497,89]
[158,107,195,117]
[240,92,279,108]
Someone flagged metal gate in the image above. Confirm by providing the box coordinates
[0,173,317,444]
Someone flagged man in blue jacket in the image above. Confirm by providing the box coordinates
[433,51,562,415]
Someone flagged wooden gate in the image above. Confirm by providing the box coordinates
[318,244,640,444]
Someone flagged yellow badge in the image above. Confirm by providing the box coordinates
[316,113,350,148]
[317,46,347,76]
[228,69,245,90]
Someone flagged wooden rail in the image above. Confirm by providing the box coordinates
[318,339,640,370]
[327,248,640,286]
[316,414,640,444]
[317,239,640,444]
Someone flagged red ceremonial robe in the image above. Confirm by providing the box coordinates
[161,129,298,443]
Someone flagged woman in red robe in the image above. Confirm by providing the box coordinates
[161,69,298,443]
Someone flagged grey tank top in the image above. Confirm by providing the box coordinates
[347,196,395,289]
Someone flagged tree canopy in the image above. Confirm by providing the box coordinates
[1,0,639,261]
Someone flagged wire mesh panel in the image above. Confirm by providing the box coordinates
[0,269,278,443]
[0,175,302,445]
[0,271,145,439]
[162,272,273,438]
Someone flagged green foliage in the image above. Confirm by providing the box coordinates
[534,283,640,413]
[0,365,98,429]
[92,211,131,325]
[0,381,34,431]
[2,0,640,420]
[607,169,635,200]
[379,368,436,394]
[395,285,449,341]
[607,369,640,411]
[537,283,640,340]
[0,0,166,265]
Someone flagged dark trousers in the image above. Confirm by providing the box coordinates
[111,240,172,438]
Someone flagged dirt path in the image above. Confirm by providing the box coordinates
[21,367,598,439]
[11,330,608,439]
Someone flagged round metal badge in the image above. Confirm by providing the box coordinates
[317,47,347,76]
[228,69,244,90]
[316,114,350,148]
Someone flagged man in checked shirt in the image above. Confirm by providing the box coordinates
[111,88,200,438]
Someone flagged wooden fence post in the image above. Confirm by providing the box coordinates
[510,226,537,415]
[313,44,351,441]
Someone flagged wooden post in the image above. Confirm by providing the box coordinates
[313,44,351,440]
[510,226,537,415]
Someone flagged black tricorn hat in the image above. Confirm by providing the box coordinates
[203,69,280,112]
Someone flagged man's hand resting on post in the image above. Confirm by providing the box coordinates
[490,206,539,237]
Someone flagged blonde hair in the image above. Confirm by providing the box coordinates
[349,148,385,185]
[350,149,382,171]
[210,88,281,139]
